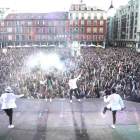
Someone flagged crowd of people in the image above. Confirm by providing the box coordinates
[0,46,140,103]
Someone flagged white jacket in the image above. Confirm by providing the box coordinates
[104,93,124,111]
[69,75,81,90]
[0,93,24,109]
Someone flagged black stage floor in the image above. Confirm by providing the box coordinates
[0,99,140,140]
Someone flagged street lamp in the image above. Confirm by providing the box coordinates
[1,29,6,48]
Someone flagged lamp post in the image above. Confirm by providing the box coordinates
[1,30,6,48]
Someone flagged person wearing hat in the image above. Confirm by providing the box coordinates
[0,87,24,128]
[101,88,125,129]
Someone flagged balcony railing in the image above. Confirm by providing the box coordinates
[81,17,84,19]
[81,24,84,26]
[94,24,97,26]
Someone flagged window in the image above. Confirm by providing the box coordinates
[81,13,84,19]
[87,6,91,10]
[100,28,103,33]
[1,21,4,26]
[88,13,91,19]
[100,20,103,26]
[70,6,73,10]
[7,21,12,26]
[36,15,39,18]
[70,20,73,26]
[1,15,3,19]
[94,13,97,19]
[81,28,84,33]
[48,35,52,41]
[21,27,25,33]
[94,20,97,26]
[62,21,65,26]
[43,21,46,26]
[75,28,79,33]
[28,21,32,26]
[135,20,137,26]
[55,28,58,33]
[70,35,73,40]
[43,28,46,33]
[100,13,103,19]
[28,35,32,41]
[49,28,52,33]
[55,21,58,26]
[7,28,12,33]
[8,35,12,41]
[15,28,19,33]
[93,35,97,41]
[81,6,85,10]
[15,21,19,26]
[29,15,32,18]
[87,20,91,26]
[42,35,46,41]
[87,35,91,41]
[81,35,84,40]
[81,20,84,26]
[28,28,32,33]
[21,35,25,41]
[87,28,91,33]
[36,28,39,33]
[75,6,79,10]
[54,35,58,41]
[62,35,65,41]
[16,35,19,41]
[74,35,79,40]
[22,15,25,18]
[35,35,40,41]
[76,13,78,19]
[99,35,103,40]
[62,27,65,33]
[70,13,73,19]
[49,21,52,26]
[21,21,25,26]
[75,20,78,26]
[70,28,73,33]
[93,27,97,33]
[36,21,40,26]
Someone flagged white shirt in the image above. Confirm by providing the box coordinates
[69,75,81,90]
[0,93,24,109]
[104,93,124,111]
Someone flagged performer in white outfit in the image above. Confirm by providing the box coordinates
[101,88,125,129]
[0,87,24,128]
[69,73,82,103]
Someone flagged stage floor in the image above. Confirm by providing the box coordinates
[0,99,140,140]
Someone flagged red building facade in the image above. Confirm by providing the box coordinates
[0,3,107,47]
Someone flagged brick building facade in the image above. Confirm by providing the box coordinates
[0,2,107,47]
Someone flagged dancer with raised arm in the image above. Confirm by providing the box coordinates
[0,87,24,128]
[101,88,125,129]
[69,72,82,103]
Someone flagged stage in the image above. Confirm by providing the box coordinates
[0,99,140,140]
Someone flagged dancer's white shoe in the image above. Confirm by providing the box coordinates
[8,125,14,128]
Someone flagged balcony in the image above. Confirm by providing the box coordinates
[76,17,79,19]
[70,17,73,19]
[81,24,84,26]
[100,16,103,19]
[94,16,97,19]
[21,31,25,34]
[87,24,91,26]
[88,17,91,19]
[81,17,84,19]
[69,24,73,26]
[94,24,97,26]
[130,31,133,34]
[54,24,58,26]
[93,32,97,34]
[75,24,79,26]
[130,24,133,26]
[87,32,91,34]
[99,32,103,34]
[42,39,47,41]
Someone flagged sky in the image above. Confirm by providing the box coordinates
[0,0,130,13]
